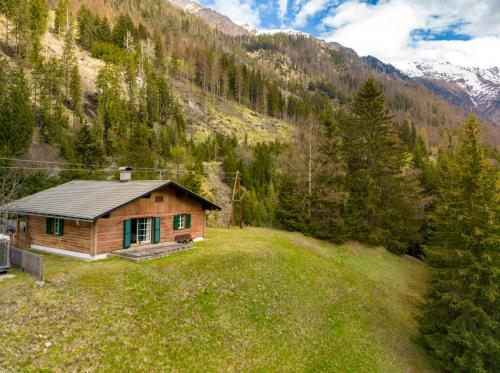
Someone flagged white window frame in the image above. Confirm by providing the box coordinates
[178,214,185,229]
[137,218,152,244]
[54,218,63,236]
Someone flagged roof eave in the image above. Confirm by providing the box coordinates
[92,181,222,219]
[5,210,94,222]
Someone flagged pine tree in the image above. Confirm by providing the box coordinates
[69,65,82,118]
[62,24,76,99]
[75,123,104,168]
[13,0,30,56]
[0,66,35,156]
[341,77,423,252]
[419,116,499,372]
[29,0,48,36]
[54,0,70,36]
[96,64,128,154]
[124,121,154,177]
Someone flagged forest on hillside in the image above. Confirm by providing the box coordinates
[0,0,499,371]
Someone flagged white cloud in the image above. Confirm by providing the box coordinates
[294,0,337,27]
[210,0,262,28]
[319,0,500,68]
[278,0,289,21]
[398,37,500,69]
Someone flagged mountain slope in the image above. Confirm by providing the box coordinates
[243,33,500,146]
[0,227,438,371]
[401,61,500,125]
[165,0,254,36]
[165,0,499,132]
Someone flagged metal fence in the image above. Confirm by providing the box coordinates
[0,239,10,271]
[9,246,44,281]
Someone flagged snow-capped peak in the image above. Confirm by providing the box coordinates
[397,60,500,107]
[393,60,500,123]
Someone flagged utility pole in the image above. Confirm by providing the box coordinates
[308,118,312,218]
[227,171,243,228]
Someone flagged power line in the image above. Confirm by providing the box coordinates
[0,157,241,174]
[0,165,241,181]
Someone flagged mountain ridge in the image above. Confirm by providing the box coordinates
[171,0,499,128]
[165,0,255,36]
[401,61,500,125]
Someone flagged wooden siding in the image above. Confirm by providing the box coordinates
[28,216,92,253]
[13,217,30,249]
[95,187,206,254]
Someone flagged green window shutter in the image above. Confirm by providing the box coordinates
[45,218,53,234]
[57,219,64,236]
[154,217,161,243]
[123,220,131,249]
[173,215,180,230]
[186,214,191,228]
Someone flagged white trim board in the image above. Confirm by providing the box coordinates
[31,244,108,261]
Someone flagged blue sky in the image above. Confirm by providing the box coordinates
[199,0,500,69]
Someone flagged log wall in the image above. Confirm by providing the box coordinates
[27,216,92,253]
[16,186,207,256]
[95,187,206,254]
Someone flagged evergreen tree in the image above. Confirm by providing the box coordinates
[10,67,34,154]
[69,64,82,118]
[76,5,94,49]
[341,77,423,253]
[112,14,136,49]
[419,116,499,372]
[29,0,48,36]
[61,24,77,99]
[124,121,154,177]
[0,65,34,157]
[75,123,104,167]
[13,0,30,56]
[54,0,70,36]
[96,64,128,154]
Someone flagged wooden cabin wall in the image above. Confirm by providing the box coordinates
[95,187,206,254]
[28,216,92,253]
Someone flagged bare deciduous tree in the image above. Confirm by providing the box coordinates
[0,170,24,235]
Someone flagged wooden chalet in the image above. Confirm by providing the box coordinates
[3,169,221,260]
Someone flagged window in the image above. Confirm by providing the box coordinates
[137,218,152,244]
[54,219,64,236]
[46,218,64,236]
[174,214,191,230]
[178,214,185,229]
[155,196,164,203]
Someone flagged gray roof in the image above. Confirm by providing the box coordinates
[3,180,221,221]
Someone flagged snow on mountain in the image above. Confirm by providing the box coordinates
[400,61,499,105]
[397,61,500,125]
[166,0,499,125]
[165,0,254,36]
[258,29,312,37]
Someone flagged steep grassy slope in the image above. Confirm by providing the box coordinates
[0,228,436,372]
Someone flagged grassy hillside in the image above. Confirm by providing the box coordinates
[0,228,436,372]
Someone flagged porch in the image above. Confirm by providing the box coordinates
[112,242,194,261]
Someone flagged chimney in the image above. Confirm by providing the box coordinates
[118,166,132,182]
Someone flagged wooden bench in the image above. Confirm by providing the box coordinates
[174,233,193,244]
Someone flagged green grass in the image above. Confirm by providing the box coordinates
[0,228,436,372]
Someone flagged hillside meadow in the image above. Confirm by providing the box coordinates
[0,227,437,372]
